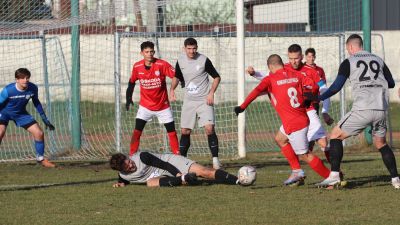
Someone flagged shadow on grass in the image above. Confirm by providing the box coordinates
[343,175,392,189]
[0,178,115,192]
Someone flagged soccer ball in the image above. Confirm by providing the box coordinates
[237,165,256,186]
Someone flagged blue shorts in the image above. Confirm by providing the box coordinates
[0,111,37,128]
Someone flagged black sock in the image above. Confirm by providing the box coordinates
[179,134,190,157]
[215,169,238,185]
[208,133,219,157]
[159,176,182,187]
[379,145,399,178]
[329,139,343,172]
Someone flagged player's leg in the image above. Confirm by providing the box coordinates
[157,107,179,155]
[179,100,197,157]
[147,175,197,187]
[0,123,7,144]
[307,109,330,161]
[130,105,150,156]
[180,128,192,157]
[188,163,239,185]
[371,111,399,189]
[289,127,330,179]
[276,127,305,185]
[198,101,221,169]
[24,122,55,167]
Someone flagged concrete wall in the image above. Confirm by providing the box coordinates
[1,31,399,104]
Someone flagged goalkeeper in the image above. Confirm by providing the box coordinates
[0,68,56,167]
[109,151,240,187]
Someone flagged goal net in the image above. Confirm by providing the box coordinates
[0,0,372,161]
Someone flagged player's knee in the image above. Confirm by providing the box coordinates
[197,167,215,179]
[373,138,387,150]
[35,129,44,140]
[181,128,191,135]
[204,125,214,135]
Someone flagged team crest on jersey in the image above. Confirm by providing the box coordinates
[155,70,160,76]
[196,64,201,71]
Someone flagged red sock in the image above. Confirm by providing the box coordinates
[281,144,301,170]
[308,156,330,178]
[129,129,142,156]
[324,150,331,163]
[167,131,180,155]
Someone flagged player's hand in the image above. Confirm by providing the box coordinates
[303,92,319,102]
[43,120,55,130]
[246,66,256,76]
[322,113,334,126]
[234,106,245,116]
[112,182,126,188]
[207,93,214,106]
[125,99,134,111]
[169,90,177,102]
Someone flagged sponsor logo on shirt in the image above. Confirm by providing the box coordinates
[276,78,299,86]
[140,77,162,89]
[9,94,33,99]
[186,82,199,94]
[155,70,160,76]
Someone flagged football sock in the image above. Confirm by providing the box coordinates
[280,144,301,170]
[215,169,238,185]
[34,140,45,161]
[167,131,180,155]
[207,133,219,157]
[159,176,182,187]
[379,145,399,178]
[129,129,142,156]
[329,139,343,172]
[324,150,331,163]
[179,134,190,157]
[308,156,330,178]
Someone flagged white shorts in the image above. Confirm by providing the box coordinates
[307,109,326,142]
[136,105,174,124]
[280,126,309,155]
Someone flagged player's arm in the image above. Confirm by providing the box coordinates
[383,63,395,88]
[205,58,221,105]
[317,77,334,125]
[126,77,136,111]
[174,61,185,88]
[32,86,55,130]
[169,62,182,102]
[246,66,267,81]
[139,152,181,176]
[235,78,269,115]
[113,175,131,188]
[319,59,349,101]
[0,88,9,110]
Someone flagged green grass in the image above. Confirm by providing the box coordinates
[1,152,399,225]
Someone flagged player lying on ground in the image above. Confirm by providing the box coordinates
[0,68,55,167]
[236,54,331,186]
[306,34,400,189]
[109,152,240,187]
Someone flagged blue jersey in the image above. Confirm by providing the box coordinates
[0,82,48,126]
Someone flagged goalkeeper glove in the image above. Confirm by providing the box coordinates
[43,119,55,130]
[234,106,245,116]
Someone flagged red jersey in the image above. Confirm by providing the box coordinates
[305,63,326,82]
[130,58,175,111]
[241,68,317,134]
[285,63,320,111]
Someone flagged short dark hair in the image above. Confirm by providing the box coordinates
[109,153,127,171]
[184,37,197,46]
[15,68,31,79]
[305,48,316,56]
[140,41,155,51]
[288,44,302,53]
[346,34,363,47]
[267,54,284,67]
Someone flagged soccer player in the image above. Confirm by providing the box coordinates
[109,151,240,187]
[304,48,334,126]
[0,68,55,167]
[247,45,333,185]
[236,54,331,185]
[169,38,222,169]
[126,41,180,156]
[312,34,400,189]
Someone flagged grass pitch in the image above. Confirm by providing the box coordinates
[1,152,399,225]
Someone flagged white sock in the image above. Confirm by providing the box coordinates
[213,157,220,164]
[330,171,340,179]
